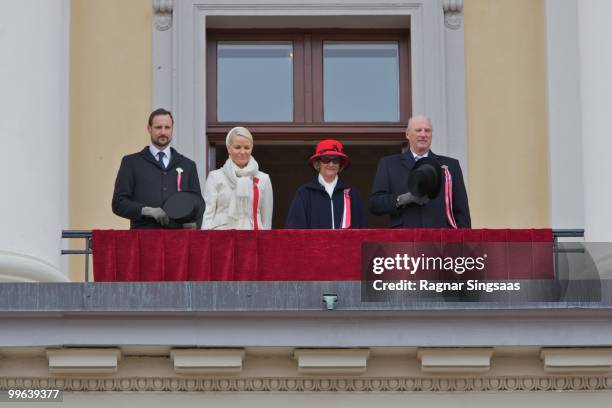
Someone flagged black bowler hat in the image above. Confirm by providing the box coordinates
[163,191,206,225]
[408,157,443,199]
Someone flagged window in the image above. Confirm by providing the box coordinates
[323,42,400,122]
[217,42,294,122]
[207,30,411,140]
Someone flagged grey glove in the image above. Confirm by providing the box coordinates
[396,192,430,207]
[141,206,170,226]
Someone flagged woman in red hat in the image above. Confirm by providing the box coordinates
[202,127,273,230]
[285,139,367,229]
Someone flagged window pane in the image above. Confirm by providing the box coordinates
[217,42,293,122]
[324,42,399,122]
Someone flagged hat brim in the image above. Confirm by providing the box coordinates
[408,157,443,199]
[308,152,350,170]
[163,191,206,227]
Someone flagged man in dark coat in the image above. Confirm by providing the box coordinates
[112,109,204,229]
[370,116,471,228]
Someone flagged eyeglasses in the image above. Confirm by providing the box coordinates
[319,157,341,164]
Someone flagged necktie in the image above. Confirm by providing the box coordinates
[157,151,166,168]
[415,155,422,161]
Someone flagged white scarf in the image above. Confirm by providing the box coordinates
[221,157,259,227]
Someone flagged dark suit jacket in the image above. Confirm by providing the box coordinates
[370,151,471,228]
[112,147,203,229]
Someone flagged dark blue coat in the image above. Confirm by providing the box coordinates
[370,151,471,228]
[285,178,367,229]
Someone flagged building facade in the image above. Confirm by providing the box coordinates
[1,0,612,405]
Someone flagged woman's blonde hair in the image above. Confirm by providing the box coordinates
[225,127,254,147]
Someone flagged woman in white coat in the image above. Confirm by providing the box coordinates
[202,127,273,230]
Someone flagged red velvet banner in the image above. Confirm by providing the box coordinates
[92,229,553,282]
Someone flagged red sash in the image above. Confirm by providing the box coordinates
[443,165,458,229]
[340,188,351,229]
[253,177,260,230]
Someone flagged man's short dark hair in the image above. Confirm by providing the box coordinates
[148,108,174,126]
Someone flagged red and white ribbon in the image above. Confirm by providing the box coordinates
[176,168,183,192]
[340,188,352,229]
[442,165,458,229]
[252,177,260,230]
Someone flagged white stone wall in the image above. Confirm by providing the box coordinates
[577,0,612,241]
[0,0,69,281]
[545,0,584,230]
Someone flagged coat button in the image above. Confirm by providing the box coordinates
[163,172,167,175]
[163,187,167,191]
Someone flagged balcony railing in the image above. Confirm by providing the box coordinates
[62,229,585,283]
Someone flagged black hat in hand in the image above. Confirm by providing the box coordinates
[163,191,206,227]
[408,157,443,200]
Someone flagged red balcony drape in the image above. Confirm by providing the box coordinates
[91,229,553,282]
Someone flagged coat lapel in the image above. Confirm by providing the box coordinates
[139,147,161,168]
[166,148,181,170]
[402,150,440,170]
[334,178,348,193]
[139,146,180,170]
[401,151,416,171]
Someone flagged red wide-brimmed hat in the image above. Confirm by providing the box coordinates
[308,139,350,169]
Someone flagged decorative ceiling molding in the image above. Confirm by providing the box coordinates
[442,0,464,30]
[1,376,611,392]
[153,0,174,31]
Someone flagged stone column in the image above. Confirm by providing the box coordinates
[545,0,584,230]
[0,0,70,281]
[577,0,612,241]
[442,0,468,179]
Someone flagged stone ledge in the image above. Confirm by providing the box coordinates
[1,282,612,313]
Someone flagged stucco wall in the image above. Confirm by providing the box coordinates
[464,0,550,228]
[69,0,152,280]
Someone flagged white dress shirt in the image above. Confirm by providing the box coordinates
[411,150,429,161]
[149,145,171,168]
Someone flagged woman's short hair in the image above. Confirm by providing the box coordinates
[226,127,254,147]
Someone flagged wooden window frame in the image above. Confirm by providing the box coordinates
[207,29,411,141]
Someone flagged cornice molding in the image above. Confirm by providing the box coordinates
[541,348,612,373]
[1,376,611,392]
[442,0,464,30]
[294,349,370,374]
[170,349,246,374]
[418,348,493,373]
[193,2,421,12]
[153,0,174,31]
[46,349,122,374]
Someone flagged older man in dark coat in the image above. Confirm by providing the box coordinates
[370,116,471,228]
